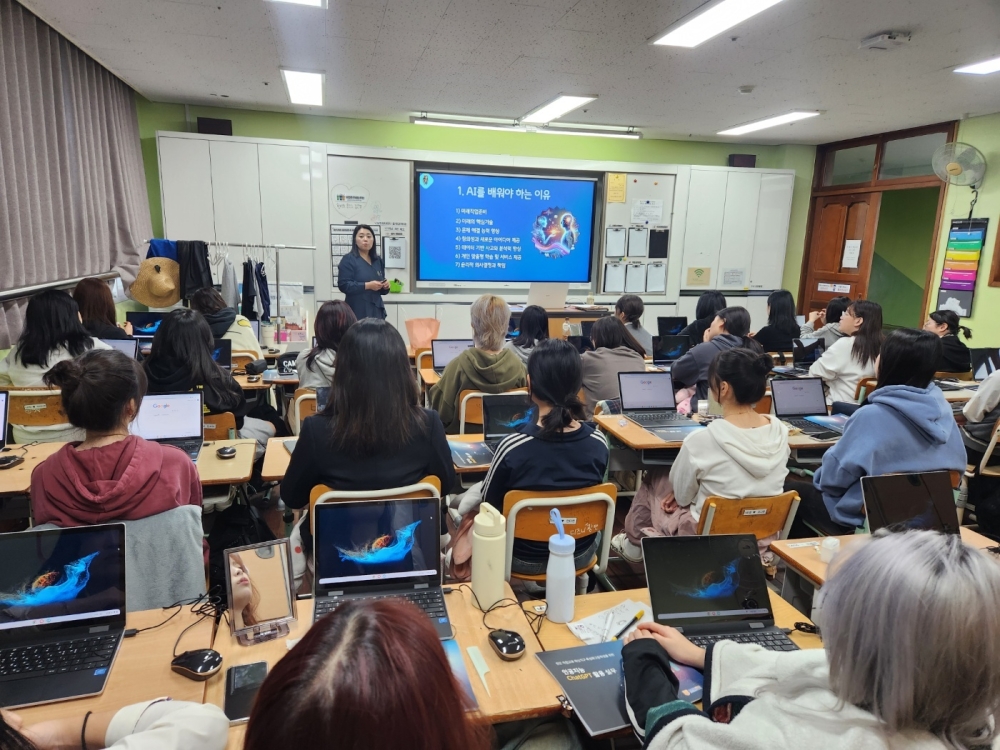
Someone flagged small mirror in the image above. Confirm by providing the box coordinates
[225,539,296,646]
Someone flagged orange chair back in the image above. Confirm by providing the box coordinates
[308,476,443,533]
[203,412,236,440]
[696,491,800,540]
[4,389,67,427]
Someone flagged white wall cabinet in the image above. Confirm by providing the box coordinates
[210,141,262,245]
[717,171,761,291]
[749,174,795,291]
[680,169,728,290]
[159,137,215,242]
[259,144,313,247]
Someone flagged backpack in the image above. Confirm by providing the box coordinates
[206,503,277,596]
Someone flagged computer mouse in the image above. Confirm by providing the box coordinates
[246,374,261,383]
[0,455,24,470]
[170,649,223,681]
[216,446,237,459]
[487,629,526,661]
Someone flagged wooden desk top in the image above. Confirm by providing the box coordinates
[234,374,299,391]
[208,586,561,747]
[14,607,214,724]
[594,415,839,452]
[0,442,63,496]
[420,368,441,387]
[943,387,977,403]
[771,526,996,587]
[536,588,822,652]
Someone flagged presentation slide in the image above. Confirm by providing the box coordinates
[416,171,596,283]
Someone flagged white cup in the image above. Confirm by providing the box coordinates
[818,537,841,563]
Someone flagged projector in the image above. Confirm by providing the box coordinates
[859,32,912,50]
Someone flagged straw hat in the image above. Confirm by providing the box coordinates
[130,257,181,307]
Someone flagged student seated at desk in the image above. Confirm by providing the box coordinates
[244,599,488,750]
[73,277,132,339]
[961,367,1000,466]
[679,291,726,346]
[807,299,882,404]
[189,287,263,359]
[613,349,790,563]
[924,309,972,374]
[621,530,1000,750]
[428,294,527,433]
[750,289,799,353]
[481,340,609,590]
[616,294,654,354]
[580,316,646,418]
[671,307,761,407]
[281,320,455,543]
[30,349,203,528]
[294,300,356,390]
[0,289,113,444]
[800,295,850,349]
[503,304,548,365]
[789,329,966,536]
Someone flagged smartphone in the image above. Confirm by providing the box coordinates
[809,431,841,441]
[224,661,268,724]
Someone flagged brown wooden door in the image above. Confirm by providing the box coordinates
[801,193,881,313]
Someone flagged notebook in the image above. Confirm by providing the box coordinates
[770,377,842,437]
[99,338,139,359]
[618,372,699,439]
[125,312,166,340]
[312,499,453,639]
[128,392,204,459]
[862,471,960,535]
[0,524,126,709]
[212,338,232,372]
[431,339,473,375]
[643,534,798,651]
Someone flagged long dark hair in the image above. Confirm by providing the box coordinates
[930,309,972,340]
[695,291,727,321]
[324,319,425,457]
[350,224,380,262]
[45,349,147,433]
[848,300,884,367]
[15,289,94,368]
[591,316,645,356]
[766,290,799,336]
[708,348,774,406]
[875,329,940,390]
[825,295,851,325]
[513,305,549,349]
[527,340,586,437]
[0,713,36,750]
[72,277,118,328]
[714,306,763,353]
[307,300,357,369]
[144,309,228,389]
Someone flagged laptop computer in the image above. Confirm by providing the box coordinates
[125,312,166,340]
[99,338,139,359]
[862,471,960,535]
[250,319,260,343]
[773,338,826,376]
[0,524,127,709]
[431,339,473,375]
[643,534,798,651]
[482,394,538,452]
[526,282,568,310]
[656,316,688,337]
[0,390,7,452]
[972,348,1000,382]
[651,336,691,369]
[312,499,453,639]
[128,392,204,460]
[212,338,233,372]
[771,377,845,437]
[618,372,700,440]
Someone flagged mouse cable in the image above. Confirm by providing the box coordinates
[457,584,545,635]
[123,592,223,640]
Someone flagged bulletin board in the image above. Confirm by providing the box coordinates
[601,173,675,296]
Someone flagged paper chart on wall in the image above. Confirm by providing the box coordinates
[603,263,626,294]
[627,227,648,257]
[605,226,627,258]
[625,263,647,293]
[646,263,666,294]
[631,199,663,225]
[607,173,627,203]
[384,237,407,269]
[841,239,861,269]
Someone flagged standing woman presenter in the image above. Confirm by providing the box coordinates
[338,224,389,321]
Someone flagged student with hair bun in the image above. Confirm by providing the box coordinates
[30,349,202,528]
[671,306,762,407]
[924,309,972,374]
[613,348,789,562]
[616,294,654,354]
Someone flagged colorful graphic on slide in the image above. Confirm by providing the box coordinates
[134,320,161,335]
[532,208,580,258]
[497,407,536,431]
[671,559,739,599]
[336,522,421,565]
[0,552,99,608]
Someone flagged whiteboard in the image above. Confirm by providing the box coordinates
[604,173,676,230]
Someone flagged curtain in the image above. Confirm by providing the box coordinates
[0,0,151,347]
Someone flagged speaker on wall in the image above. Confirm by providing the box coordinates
[728,154,757,168]
[197,117,233,136]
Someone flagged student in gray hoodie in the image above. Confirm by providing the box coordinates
[295,300,357,390]
[800,295,850,349]
[671,306,761,406]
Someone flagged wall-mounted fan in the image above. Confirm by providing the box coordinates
[932,142,987,218]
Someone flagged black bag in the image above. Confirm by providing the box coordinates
[207,503,276,596]
[968,472,1000,540]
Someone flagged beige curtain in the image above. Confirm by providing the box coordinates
[0,0,151,347]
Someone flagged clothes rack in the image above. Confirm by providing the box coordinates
[205,242,316,323]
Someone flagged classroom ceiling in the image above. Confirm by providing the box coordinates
[20,0,1000,145]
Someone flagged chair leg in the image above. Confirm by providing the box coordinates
[593,570,616,593]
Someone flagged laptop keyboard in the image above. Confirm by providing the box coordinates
[315,589,448,621]
[629,412,689,424]
[170,439,203,458]
[0,634,119,682]
[688,632,798,652]
[785,418,821,431]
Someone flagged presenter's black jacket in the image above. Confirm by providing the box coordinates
[338,252,388,321]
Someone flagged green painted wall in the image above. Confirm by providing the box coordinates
[135,98,815,298]
[868,187,939,327]
[929,112,1000,345]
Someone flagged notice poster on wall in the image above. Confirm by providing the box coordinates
[937,218,988,319]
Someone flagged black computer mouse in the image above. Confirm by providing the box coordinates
[216,446,237,459]
[487,629,526,661]
[171,649,223,681]
[0,455,24,470]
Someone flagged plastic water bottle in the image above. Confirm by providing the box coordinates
[545,509,576,623]
[471,503,506,611]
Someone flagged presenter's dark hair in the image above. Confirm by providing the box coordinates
[695,291,727,321]
[875,329,940,391]
[308,300,357,370]
[350,224,380,261]
[929,309,972,340]
[15,290,94,368]
[591,316,645,356]
[527,339,586,438]
[72,277,118,329]
[513,305,549,349]
[322,319,425,457]
[766,289,799,336]
[709,348,773,406]
[189,287,229,315]
[45,349,147,432]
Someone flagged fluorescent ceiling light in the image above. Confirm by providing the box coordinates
[281,69,323,106]
[718,110,819,135]
[521,95,596,124]
[536,127,641,140]
[267,0,327,6]
[412,118,521,133]
[954,56,1000,75]
[652,0,787,48]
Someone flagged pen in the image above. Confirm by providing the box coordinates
[600,612,615,643]
[612,609,644,641]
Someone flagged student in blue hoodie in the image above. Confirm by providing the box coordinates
[789,328,966,536]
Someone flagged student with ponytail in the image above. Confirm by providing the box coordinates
[924,309,972,373]
[481,339,609,582]
[671,306,762,406]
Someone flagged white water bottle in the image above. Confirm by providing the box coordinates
[545,509,576,623]
[471,503,506,610]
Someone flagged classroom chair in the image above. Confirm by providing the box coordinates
[935,370,975,381]
[290,388,317,436]
[307,476,442,535]
[501,482,617,587]
[854,377,878,403]
[458,388,528,434]
[3,388,67,428]
[976,418,1000,479]
[232,350,259,372]
[754,393,773,415]
[203,412,237,441]
[696,491,800,541]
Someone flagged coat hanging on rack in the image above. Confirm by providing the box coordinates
[241,259,257,320]
[220,255,240,309]
[175,241,213,300]
[253,261,270,321]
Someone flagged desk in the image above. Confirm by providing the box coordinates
[234,374,299,391]
[0,442,63,496]
[420,368,440,387]
[943,387,977,403]
[14,607,214,724]
[207,585,561,748]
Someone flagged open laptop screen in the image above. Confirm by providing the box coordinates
[644,535,772,626]
[652,336,691,364]
[0,525,125,635]
[619,372,676,411]
[314,499,441,588]
[212,338,232,371]
[432,339,473,369]
[862,472,960,535]
[771,378,827,418]
[656,317,688,337]
[792,338,825,366]
[129,393,203,441]
[125,312,166,339]
[100,339,139,359]
[0,391,7,451]
[483,394,537,441]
